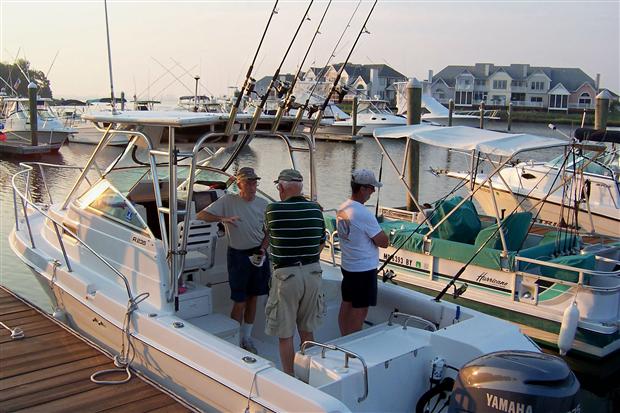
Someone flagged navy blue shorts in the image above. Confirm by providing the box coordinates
[341,268,378,308]
[227,247,271,302]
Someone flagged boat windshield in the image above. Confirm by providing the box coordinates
[544,150,619,178]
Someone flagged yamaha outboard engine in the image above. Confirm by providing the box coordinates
[448,351,580,413]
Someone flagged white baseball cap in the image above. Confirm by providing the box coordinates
[352,168,383,188]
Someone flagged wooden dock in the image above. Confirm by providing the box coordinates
[0,286,195,412]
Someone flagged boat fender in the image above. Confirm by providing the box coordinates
[52,308,67,322]
[558,302,579,356]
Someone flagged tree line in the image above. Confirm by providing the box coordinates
[0,59,53,98]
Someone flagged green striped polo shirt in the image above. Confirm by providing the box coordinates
[265,196,326,267]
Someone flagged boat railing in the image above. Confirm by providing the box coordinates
[299,340,368,403]
[11,162,138,304]
[515,255,620,293]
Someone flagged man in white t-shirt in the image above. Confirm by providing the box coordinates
[336,169,389,336]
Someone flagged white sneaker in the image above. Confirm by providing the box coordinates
[241,338,258,354]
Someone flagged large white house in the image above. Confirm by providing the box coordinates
[430,63,605,111]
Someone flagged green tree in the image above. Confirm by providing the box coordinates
[0,59,53,98]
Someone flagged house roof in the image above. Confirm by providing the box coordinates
[306,63,407,84]
[434,63,597,92]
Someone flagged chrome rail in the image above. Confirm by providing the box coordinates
[300,340,368,403]
[11,162,137,303]
[387,311,437,331]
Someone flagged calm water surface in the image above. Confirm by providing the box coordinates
[1,120,616,410]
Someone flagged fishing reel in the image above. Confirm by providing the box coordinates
[306,104,319,118]
[335,84,350,103]
[245,78,257,97]
[382,269,397,284]
[284,96,298,112]
[275,80,291,98]
[452,283,468,299]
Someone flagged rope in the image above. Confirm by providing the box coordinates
[90,292,149,385]
[0,321,24,339]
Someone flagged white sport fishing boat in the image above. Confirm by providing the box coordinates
[446,127,620,238]
[9,110,582,412]
[323,124,620,358]
[1,97,74,149]
[353,99,406,136]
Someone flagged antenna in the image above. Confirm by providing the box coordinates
[103,0,117,113]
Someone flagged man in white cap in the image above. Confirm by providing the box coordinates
[336,168,389,336]
[197,167,269,354]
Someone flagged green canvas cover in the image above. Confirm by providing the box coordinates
[429,196,481,244]
[474,211,533,251]
[540,253,595,283]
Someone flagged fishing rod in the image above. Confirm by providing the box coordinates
[290,0,362,133]
[221,1,314,173]
[310,0,377,137]
[224,0,279,136]
[375,153,383,218]
[245,0,314,136]
[271,0,332,133]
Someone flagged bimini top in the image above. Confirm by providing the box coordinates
[82,110,238,127]
[374,125,570,157]
[81,110,283,128]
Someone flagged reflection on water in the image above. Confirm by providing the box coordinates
[1,121,614,410]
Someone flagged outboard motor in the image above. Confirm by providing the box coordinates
[448,351,580,413]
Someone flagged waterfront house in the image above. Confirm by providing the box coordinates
[430,63,607,112]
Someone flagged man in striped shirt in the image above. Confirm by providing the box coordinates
[264,169,326,375]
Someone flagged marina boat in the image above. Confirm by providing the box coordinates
[446,127,620,238]
[352,99,406,136]
[9,111,579,412]
[0,97,74,149]
[312,103,362,136]
[64,99,133,146]
[323,124,620,358]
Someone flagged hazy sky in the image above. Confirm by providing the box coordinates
[1,0,618,101]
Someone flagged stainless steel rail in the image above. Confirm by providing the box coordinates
[300,340,368,403]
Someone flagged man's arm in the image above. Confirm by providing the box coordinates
[371,230,389,248]
[196,209,240,226]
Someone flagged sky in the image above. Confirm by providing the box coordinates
[1,0,618,102]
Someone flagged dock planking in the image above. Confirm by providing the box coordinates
[0,287,195,412]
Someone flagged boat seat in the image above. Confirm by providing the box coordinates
[178,219,218,273]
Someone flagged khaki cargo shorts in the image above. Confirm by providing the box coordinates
[264,261,325,338]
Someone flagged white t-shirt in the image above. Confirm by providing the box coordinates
[336,199,383,272]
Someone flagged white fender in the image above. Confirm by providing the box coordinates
[558,302,579,356]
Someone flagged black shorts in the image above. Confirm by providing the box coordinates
[341,268,378,308]
[227,247,270,302]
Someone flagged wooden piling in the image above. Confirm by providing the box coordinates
[594,90,611,130]
[28,82,38,146]
[448,99,454,126]
[507,102,513,131]
[120,91,125,111]
[352,96,358,137]
[479,101,485,129]
[406,79,421,211]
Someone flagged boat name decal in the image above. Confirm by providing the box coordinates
[485,393,533,413]
[131,235,147,246]
[476,272,509,288]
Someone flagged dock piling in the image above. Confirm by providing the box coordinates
[479,101,485,129]
[352,96,358,138]
[507,102,512,131]
[594,90,611,130]
[448,99,454,126]
[28,82,38,146]
[406,78,421,211]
